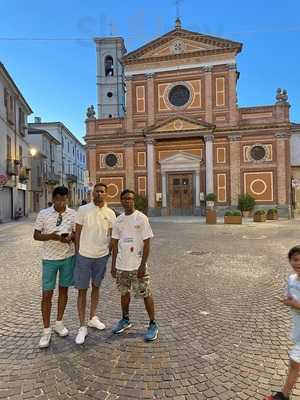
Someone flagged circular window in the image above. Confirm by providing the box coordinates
[105,153,118,167]
[107,92,113,98]
[168,85,190,107]
[250,145,266,161]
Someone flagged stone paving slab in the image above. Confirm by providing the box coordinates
[1,218,300,399]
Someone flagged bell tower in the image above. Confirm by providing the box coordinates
[94,37,126,119]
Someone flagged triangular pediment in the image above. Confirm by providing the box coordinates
[123,25,242,64]
[160,151,202,165]
[147,115,215,134]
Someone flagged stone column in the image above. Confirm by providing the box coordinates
[88,145,97,185]
[204,134,214,194]
[146,138,156,211]
[229,134,241,205]
[276,132,290,206]
[162,172,167,208]
[125,76,133,134]
[146,73,155,127]
[204,66,213,123]
[195,171,200,207]
[227,63,239,125]
[124,140,135,190]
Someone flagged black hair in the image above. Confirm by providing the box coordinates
[94,182,107,191]
[52,186,69,198]
[288,246,300,260]
[120,189,135,199]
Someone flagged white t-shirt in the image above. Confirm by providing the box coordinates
[112,210,154,271]
[286,274,300,343]
[34,206,76,260]
[76,202,116,258]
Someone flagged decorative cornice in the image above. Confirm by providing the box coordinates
[123,48,238,66]
[203,65,213,73]
[228,134,241,142]
[146,73,155,79]
[123,140,135,147]
[145,137,155,145]
[227,63,236,71]
[204,134,214,142]
[275,132,290,139]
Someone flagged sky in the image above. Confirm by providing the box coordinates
[0,0,299,142]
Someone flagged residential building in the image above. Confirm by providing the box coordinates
[85,19,295,217]
[27,128,60,211]
[0,63,33,222]
[28,119,87,207]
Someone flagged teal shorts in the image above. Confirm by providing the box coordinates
[42,256,75,291]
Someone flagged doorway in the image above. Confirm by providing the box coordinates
[168,173,193,216]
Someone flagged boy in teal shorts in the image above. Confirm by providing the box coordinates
[34,186,76,348]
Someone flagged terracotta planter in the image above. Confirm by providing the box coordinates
[224,215,242,224]
[267,213,278,220]
[206,209,217,224]
[253,214,266,222]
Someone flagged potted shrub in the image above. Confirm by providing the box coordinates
[238,193,256,217]
[224,210,242,224]
[267,208,278,220]
[205,193,216,209]
[253,209,266,222]
[135,194,148,215]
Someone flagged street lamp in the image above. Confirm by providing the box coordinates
[29,147,37,157]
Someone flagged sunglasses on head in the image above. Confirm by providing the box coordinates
[56,214,63,226]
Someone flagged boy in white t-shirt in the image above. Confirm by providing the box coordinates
[265,246,300,400]
[111,189,158,341]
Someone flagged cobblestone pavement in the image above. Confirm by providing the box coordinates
[2,218,300,399]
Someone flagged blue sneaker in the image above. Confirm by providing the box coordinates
[144,322,158,342]
[112,318,132,334]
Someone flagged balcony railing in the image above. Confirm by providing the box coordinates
[66,174,77,183]
[45,172,60,185]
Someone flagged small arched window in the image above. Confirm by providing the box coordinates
[105,56,114,76]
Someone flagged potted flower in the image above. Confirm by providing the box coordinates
[205,193,216,209]
[238,193,256,217]
[267,208,278,220]
[253,209,266,222]
[224,210,242,224]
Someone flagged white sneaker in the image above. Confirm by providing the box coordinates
[87,316,105,330]
[39,328,52,348]
[75,326,88,345]
[53,321,68,337]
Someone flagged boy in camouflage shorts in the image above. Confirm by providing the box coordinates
[111,189,158,342]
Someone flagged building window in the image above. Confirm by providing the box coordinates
[105,153,118,168]
[107,91,113,98]
[168,84,190,107]
[250,145,266,161]
[105,56,114,76]
[19,145,23,166]
[18,108,25,136]
[215,77,225,106]
[6,135,11,159]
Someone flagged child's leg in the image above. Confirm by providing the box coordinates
[144,295,155,321]
[282,359,300,397]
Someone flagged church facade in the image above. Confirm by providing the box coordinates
[85,19,292,216]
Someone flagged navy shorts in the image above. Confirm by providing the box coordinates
[74,254,109,289]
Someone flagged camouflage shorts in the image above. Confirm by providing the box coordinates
[116,269,151,298]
